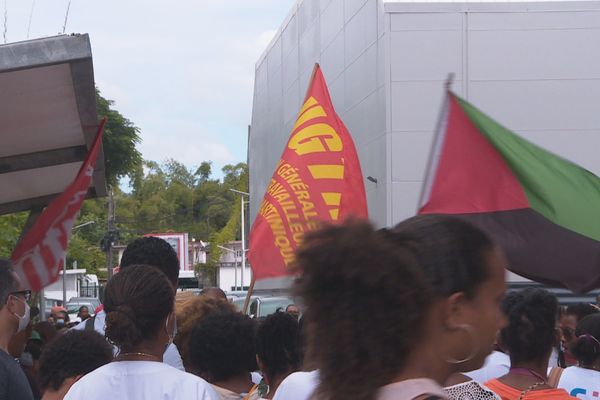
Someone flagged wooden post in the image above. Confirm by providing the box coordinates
[242,277,256,315]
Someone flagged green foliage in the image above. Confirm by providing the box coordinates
[0,213,27,258]
[97,89,142,186]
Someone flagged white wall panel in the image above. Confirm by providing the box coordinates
[321,31,346,81]
[469,29,600,80]
[391,12,462,30]
[392,181,422,225]
[321,0,345,49]
[391,131,434,182]
[469,80,600,131]
[391,80,464,132]
[282,15,298,57]
[283,79,301,124]
[299,22,321,74]
[282,46,299,91]
[390,29,463,81]
[345,0,378,66]
[345,42,378,109]
[345,0,370,22]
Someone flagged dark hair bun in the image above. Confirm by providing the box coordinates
[103,265,174,352]
[105,307,143,349]
[570,335,600,365]
[571,314,600,365]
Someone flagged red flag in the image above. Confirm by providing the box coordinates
[248,65,368,279]
[12,119,106,291]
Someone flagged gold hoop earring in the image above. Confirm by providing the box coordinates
[445,323,480,364]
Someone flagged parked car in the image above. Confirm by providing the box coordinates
[233,296,258,314]
[248,296,294,319]
[66,297,101,322]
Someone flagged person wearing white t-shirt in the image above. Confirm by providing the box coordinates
[73,236,189,371]
[65,265,217,400]
[72,308,184,371]
[556,314,600,399]
[272,371,319,400]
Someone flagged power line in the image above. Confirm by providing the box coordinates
[26,0,35,39]
[62,0,72,34]
[3,0,7,44]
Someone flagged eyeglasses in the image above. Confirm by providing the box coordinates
[9,290,32,302]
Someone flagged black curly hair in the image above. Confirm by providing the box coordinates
[566,303,599,323]
[104,265,174,352]
[120,236,180,285]
[571,313,600,366]
[38,330,112,391]
[294,215,496,400]
[500,288,558,365]
[189,311,257,382]
[256,311,300,384]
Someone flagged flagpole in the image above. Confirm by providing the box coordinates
[418,73,455,209]
[242,276,255,315]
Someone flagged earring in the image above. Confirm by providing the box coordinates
[445,323,480,364]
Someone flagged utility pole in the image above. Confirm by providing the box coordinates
[229,189,249,289]
[106,189,116,279]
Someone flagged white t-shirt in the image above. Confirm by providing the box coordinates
[71,310,185,371]
[557,366,600,399]
[465,351,510,383]
[64,361,218,400]
[272,371,319,400]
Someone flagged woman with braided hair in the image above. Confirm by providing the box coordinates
[293,215,508,400]
[485,288,575,399]
[64,265,218,400]
[555,313,600,399]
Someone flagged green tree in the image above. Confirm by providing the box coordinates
[97,89,142,186]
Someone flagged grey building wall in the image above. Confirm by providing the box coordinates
[250,0,389,229]
[249,0,600,287]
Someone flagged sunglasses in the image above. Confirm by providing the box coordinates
[9,290,32,302]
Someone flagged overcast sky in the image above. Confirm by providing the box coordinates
[4,0,294,178]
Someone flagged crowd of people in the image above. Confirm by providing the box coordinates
[1,215,600,399]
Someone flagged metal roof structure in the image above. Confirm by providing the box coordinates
[0,34,106,216]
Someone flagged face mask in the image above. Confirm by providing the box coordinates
[56,319,65,326]
[11,296,30,334]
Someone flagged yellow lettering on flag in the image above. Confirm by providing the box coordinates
[329,209,340,220]
[322,192,341,206]
[298,96,318,116]
[307,165,344,180]
[288,124,342,156]
[292,106,327,132]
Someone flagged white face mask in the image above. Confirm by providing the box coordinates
[11,296,30,334]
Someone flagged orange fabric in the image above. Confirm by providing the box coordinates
[485,379,576,400]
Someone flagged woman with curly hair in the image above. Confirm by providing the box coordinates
[293,215,508,400]
[189,311,260,399]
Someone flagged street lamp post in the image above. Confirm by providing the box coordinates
[62,221,95,305]
[229,189,249,289]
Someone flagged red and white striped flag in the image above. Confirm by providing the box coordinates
[12,119,106,291]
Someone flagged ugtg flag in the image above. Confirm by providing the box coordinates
[420,92,600,293]
[248,64,368,279]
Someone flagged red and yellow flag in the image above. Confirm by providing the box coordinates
[248,64,368,279]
